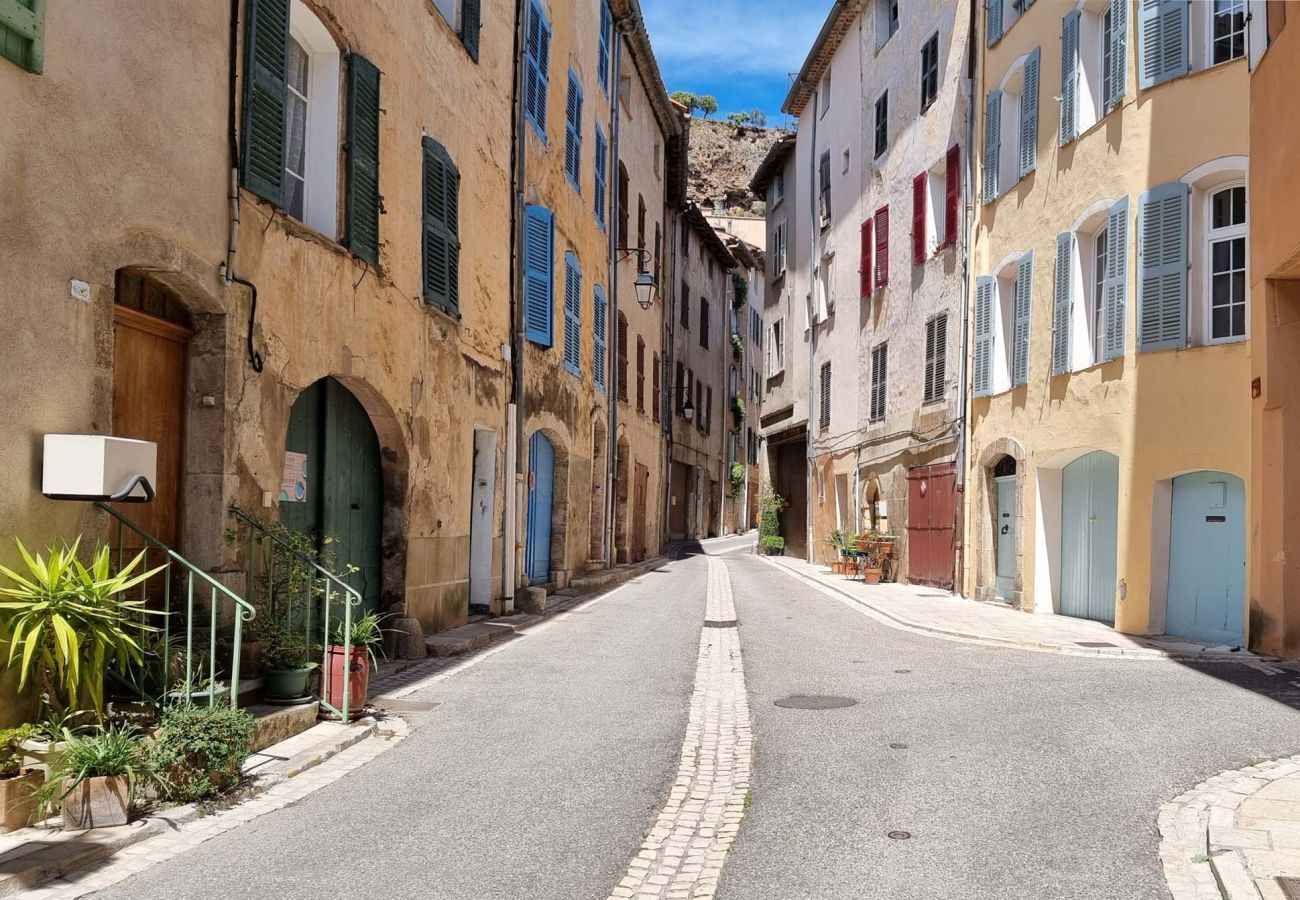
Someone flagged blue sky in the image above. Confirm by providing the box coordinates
[641,0,829,128]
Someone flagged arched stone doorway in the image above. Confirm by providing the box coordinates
[614,434,631,563]
[525,426,571,586]
[589,420,607,563]
[975,438,1026,606]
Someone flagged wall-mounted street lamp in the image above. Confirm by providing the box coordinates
[616,248,657,310]
[678,386,695,423]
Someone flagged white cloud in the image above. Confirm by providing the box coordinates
[642,0,828,81]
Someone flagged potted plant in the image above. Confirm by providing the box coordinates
[37,727,156,830]
[256,615,317,704]
[822,529,849,572]
[861,547,886,585]
[324,612,387,717]
[0,724,42,832]
[150,702,254,802]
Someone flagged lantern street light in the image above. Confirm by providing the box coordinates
[617,248,657,309]
[680,387,695,423]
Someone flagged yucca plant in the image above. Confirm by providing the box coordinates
[34,726,159,820]
[0,539,164,717]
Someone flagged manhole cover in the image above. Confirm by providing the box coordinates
[774,695,858,710]
[1075,641,1117,648]
[889,742,907,749]
[887,831,912,840]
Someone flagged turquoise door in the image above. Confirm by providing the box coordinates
[1060,451,1119,623]
[282,378,384,614]
[1167,472,1245,645]
[995,476,1017,600]
[526,431,555,585]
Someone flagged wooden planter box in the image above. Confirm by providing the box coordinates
[61,775,130,830]
[0,771,43,832]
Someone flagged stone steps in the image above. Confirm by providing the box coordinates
[246,701,321,753]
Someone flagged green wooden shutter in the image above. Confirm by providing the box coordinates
[986,0,1003,47]
[345,53,382,266]
[1061,11,1080,145]
[563,253,582,376]
[1013,252,1033,386]
[241,0,291,207]
[1107,0,1127,109]
[523,205,554,347]
[1138,184,1187,352]
[1138,0,1188,89]
[1053,233,1073,375]
[1019,48,1040,179]
[974,276,995,397]
[461,0,481,63]
[1104,197,1129,360]
[422,137,460,314]
[0,0,44,73]
[983,91,1001,202]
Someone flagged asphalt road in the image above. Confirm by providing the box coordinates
[91,540,1300,899]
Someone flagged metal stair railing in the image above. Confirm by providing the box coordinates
[96,502,256,709]
[227,505,360,721]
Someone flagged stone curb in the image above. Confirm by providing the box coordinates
[760,555,1263,663]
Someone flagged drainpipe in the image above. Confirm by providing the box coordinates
[662,205,680,544]
[805,86,820,563]
[954,0,978,595]
[506,0,530,602]
[603,23,625,569]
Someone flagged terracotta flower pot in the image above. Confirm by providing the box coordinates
[0,771,43,832]
[61,775,129,830]
[864,568,883,585]
[324,644,370,718]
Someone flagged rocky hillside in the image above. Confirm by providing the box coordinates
[686,119,791,214]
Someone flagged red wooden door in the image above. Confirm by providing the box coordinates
[906,463,956,589]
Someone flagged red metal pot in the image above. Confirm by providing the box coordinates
[324,644,370,718]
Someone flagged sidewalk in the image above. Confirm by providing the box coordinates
[763,554,1266,662]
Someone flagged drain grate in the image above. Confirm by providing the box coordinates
[1279,878,1300,899]
[704,619,738,628]
[774,695,858,710]
[1075,641,1118,648]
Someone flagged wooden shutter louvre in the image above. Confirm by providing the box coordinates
[1138,184,1187,351]
[1104,197,1129,360]
[983,91,1001,202]
[636,338,645,411]
[1052,232,1073,374]
[1018,48,1040,179]
[598,2,611,92]
[973,277,995,397]
[924,320,938,403]
[460,0,481,62]
[675,362,684,413]
[705,386,713,434]
[345,54,382,266]
[1013,252,1033,385]
[874,206,889,288]
[986,0,1003,46]
[617,314,629,402]
[819,363,831,429]
[525,3,550,133]
[563,254,582,376]
[565,73,582,188]
[1107,0,1128,109]
[652,354,660,422]
[422,138,460,313]
[944,145,960,247]
[241,0,291,207]
[0,0,44,72]
[1061,11,1080,145]
[912,173,927,265]
[932,316,947,401]
[1138,0,1188,89]
[523,205,554,346]
[860,219,873,297]
[594,285,607,391]
[594,128,608,228]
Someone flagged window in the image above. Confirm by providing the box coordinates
[923,146,960,255]
[924,316,947,404]
[772,221,788,276]
[285,39,309,220]
[920,33,940,112]
[565,71,583,191]
[705,386,713,435]
[594,126,608,229]
[869,344,887,422]
[422,138,461,314]
[617,312,629,402]
[1211,0,1246,65]
[700,298,710,349]
[820,71,832,116]
[984,47,1039,203]
[524,0,551,138]
[0,0,43,71]
[637,196,647,272]
[696,379,703,431]
[876,0,900,47]
[818,151,832,228]
[636,337,646,411]
[912,173,928,265]
[1207,185,1247,342]
[986,0,1029,47]
[873,205,890,289]
[652,353,661,422]
[598,1,612,93]
[1062,2,1125,144]
[973,252,1034,395]
[563,252,582,376]
[1092,226,1108,362]
[680,280,690,328]
[1052,198,1127,373]
[432,0,482,61]
[594,285,607,392]
[874,92,889,158]
[772,173,785,207]
[523,205,555,346]
[815,257,833,320]
[675,361,685,413]
[768,319,785,377]
[819,362,832,429]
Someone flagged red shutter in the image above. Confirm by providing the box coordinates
[912,173,928,265]
[860,218,873,297]
[874,205,889,288]
[945,144,960,247]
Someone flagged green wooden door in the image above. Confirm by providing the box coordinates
[282,378,383,614]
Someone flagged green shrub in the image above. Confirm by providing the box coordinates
[758,481,785,540]
[759,536,786,555]
[0,724,38,778]
[150,702,255,802]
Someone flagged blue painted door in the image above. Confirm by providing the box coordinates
[1060,451,1119,623]
[995,476,1017,600]
[526,431,555,584]
[1167,472,1245,645]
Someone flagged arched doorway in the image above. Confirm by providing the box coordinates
[589,421,607,563]
[526,431,556,584]
[281,378,383,614]
[1167,471,1245,645]
[992,455,1018,601]
[1060,450,1119,624]
[614,435,630,563]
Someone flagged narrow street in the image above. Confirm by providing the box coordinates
[89,542,1300,900]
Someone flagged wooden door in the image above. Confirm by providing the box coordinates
[632,464,648,561]
[995,476,1017,600]
[906,463,957,589]
[1167,472,1245,645]
[526,431,555,584]
[112,305,190,548]
[1060,451,1119,623]
[669,462,689,539]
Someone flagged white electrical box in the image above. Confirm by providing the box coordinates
[42,434,158,502]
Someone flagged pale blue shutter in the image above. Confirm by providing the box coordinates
[564,71,583,190]
[1107,0,1128,109]
[1061,12,1080,145]
[1013,252,1033,385]
[523,205,554,347]
[1138,0,1188,89]
[1019,48,1040,179]
[1104,197,1129,360]
[1053,233,1073,374]
[593,285,607,392]
[594,127,608,228]
[986,0,1003,47]
[524,1,550,136]
[983,91,1001,203]
[563,253,582,375]
[598,2,611,94]
[974,277,995,396]
[1137,184,1188,352]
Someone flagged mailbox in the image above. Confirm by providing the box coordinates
[42,434,157,502]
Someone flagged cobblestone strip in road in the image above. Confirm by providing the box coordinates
[608,556,753,900]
